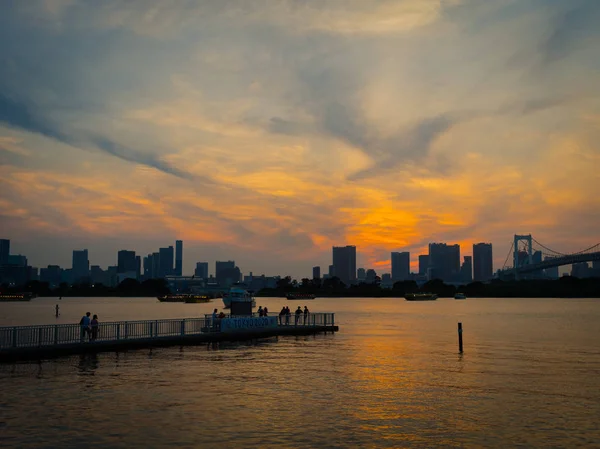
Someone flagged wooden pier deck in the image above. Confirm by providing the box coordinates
[0,313,338,362]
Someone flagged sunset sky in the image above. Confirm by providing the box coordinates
[1,0,599,279]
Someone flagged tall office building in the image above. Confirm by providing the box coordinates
[158,246,174,278]
[117,250,137,275]
[0,239,9,265]
[473,243,493,282]
[175,240,183,276]
[391,252,410,281]
[418,255,429,275]
[136,256,141,280]
[460,256,473,283]
[428,243,460,282]
[313,266,320,279]
[195,262,209,279]
[215,260,240,286]
[72,249,89,282]
[328,265,334,277]
[332,245,357,286]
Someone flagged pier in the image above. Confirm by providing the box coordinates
[0,313,338,362]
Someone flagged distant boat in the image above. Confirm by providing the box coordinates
[454,293,467,300]
[222,287,256,309]
[158,294,211,303]
[286,293,316,300]
[0,292,35,302]
[405,293,438,301]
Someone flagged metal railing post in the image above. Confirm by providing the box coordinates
[124,322,129,339]
[324,314,327,327]
[116,323,120,340]
[181,319,185,336]
[332,313,335,327]
[54,325,58,345]
[155,320,158,338]
[38,327,43,347]
[12,327,17,348]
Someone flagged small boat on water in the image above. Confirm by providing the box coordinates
[454,293,467,300]
[222,287,256,309]
[286,293,316,300]
[0,292,35,302]
[405,293,438,301]
[158,294,212,303]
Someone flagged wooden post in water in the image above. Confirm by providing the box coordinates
[458,322,463,353]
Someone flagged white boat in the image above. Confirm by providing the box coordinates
[222,287,256,309]
[454,293,467,300]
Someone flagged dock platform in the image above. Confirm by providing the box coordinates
[0,313,338,362]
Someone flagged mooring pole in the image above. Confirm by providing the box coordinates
[458,322,463,353]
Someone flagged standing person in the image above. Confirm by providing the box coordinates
[212,308,218,331]
[263,306,268,317]
[295,306,302,325]
[279,307,286,325]
[258,306,264,317]
[285,306,291,325]
[90,315,99,341]
[79,312,91,342]
[55,304,60,318]
[303,306,309,325]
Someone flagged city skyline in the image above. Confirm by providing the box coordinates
[1,1,599,280]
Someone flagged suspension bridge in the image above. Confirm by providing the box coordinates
[498,234,600,280]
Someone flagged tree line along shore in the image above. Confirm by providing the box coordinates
[1,276,600,298]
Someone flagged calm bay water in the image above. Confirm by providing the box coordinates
[1,297,599,448]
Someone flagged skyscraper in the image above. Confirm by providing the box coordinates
[215,260,240,286]
[428,243,460,282]
[418,255,429,275]
[332,245,357,286]
[473,243,493,282]
[195,262,209,279]
[460,256,473,283]
[391,251,410,281]
[136,255,141,280]
[158,246,174,278]
[312,266,320,279]
[175,240,183,276]
[0,239,9,265]
[117,250,137,274]
[72,249,89,283]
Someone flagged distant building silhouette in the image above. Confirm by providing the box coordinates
[571,262,590,278]
[418,255,429,275]
[391,251,410,281]
[158,246,174,278]
[365,268,377,284]
[460,256,472,284]
[215,260,240,286]
[175,240,183,276]
[135,255,141,280]
[195,262,209,278]
[332,245,356,286]
[428,243,460,282]
[72,249,89,283]
[0,239,9,265]
[117,250,137,274]
[312,266,320,279]
[328,264,334,277]
[357,268,366,282]
[544,257,559,279]
[473,243,493,282]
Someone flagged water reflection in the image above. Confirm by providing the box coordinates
[77,353,98,375]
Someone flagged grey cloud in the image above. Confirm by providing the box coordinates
[0,94,68,142]
[90,137,194,181]
[539,0,600,67]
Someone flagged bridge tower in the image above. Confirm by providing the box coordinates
[513,234,533,280]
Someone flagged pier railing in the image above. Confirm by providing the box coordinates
[0,313,335,350]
